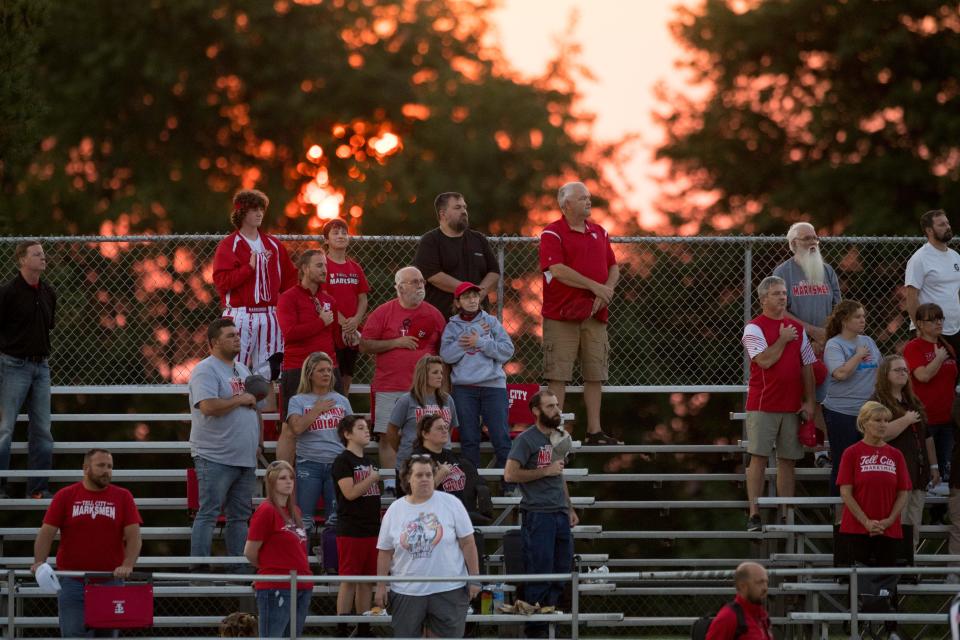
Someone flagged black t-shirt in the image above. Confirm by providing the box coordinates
[332,450,382,537]
[873,394,930,490]
[413,228,499,316]
[411,445,470,503]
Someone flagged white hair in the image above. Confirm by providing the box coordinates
[557,182,586,210]
[394,266,421,286]
[786,222,815,248]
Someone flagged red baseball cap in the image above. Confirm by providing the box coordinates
[454,282,481,299]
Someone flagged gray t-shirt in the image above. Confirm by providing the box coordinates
[188,356,259,468]
[823,334,882,416]
[288,391,352,464]
[507,427,567,514]
[388,392,458,467]
[772,258,842,329]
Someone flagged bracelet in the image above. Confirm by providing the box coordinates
[931,464,940,470]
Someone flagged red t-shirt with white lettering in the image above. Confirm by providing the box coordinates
[539,217,617,323]
[903,337,958,424]
[247,501,312,590]
[43,483,143,571]
[323,257,369,321]
[361,299,445,392]
[837,440,911,538]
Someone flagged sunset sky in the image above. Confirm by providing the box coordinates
[491,0,692,230]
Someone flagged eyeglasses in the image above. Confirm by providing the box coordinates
[400,278,425,286]
[891,367,909,373]
[430,423,450,432]
[409,454,433,462]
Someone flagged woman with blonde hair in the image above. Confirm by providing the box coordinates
[385,355,458,480]
[835,401,911,568]
[287,351,353,533]
[244,460,313,638]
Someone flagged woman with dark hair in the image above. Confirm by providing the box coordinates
[287,351,353,534]
[375,455,480,639]
[904,302,958,495]
[872,355,938,553]
[385,354,458,473]
[244,460,312,638]
[822,300,882,500]
[412,413,491,525]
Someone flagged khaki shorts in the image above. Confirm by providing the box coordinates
[542,317,609,382]
[372,391,406,434]
[745,411,803,460]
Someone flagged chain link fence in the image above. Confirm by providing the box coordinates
[0,235,928,389]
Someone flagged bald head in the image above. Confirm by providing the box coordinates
[734,562,768,605]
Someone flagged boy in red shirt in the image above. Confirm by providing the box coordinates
[322,219,369,395]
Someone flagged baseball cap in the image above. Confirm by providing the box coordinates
[454,282,482,299]
[244,374,271,401]
[35,563,61,593]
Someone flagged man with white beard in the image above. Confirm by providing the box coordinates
[905,209,960,355]
[772,222,842,353]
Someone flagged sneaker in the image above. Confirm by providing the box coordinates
[814,450,831,468]
[583,431,622,446]
[30,490,53,500]
[929,481,951,497]
[747,514,762,532]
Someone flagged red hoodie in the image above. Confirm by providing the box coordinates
[213,231,297,308]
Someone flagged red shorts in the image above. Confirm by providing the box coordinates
[337,536,378,576]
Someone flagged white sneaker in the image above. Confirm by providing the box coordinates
[928,481,951,497]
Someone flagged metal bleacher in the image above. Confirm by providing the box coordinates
[3,386,960,638]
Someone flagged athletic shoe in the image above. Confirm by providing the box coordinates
[747,514,762,532]
[583,431,622,446]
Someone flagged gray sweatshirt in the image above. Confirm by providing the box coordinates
[440,310,514,387]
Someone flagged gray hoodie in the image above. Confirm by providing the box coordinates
[440,310,514,387]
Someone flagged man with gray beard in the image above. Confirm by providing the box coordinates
[772,222,842,353]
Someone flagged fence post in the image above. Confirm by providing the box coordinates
[570,570,579,640]
[742,243,753,387]
[290,571,297,640]
[496,239,505,322]
[6,570,14,639]
[849,566,858,640]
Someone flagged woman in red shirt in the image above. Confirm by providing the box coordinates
[903,303,958,495]
[244,460,312,638]
[836,401,911,568]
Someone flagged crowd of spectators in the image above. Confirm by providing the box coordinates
[10,190,960,636]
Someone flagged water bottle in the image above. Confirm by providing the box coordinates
[492,583,505,612]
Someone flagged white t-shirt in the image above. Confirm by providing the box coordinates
[243,233,265,254]
[905,242,960,334]
[376,491,473,596]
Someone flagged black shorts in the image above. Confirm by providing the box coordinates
[335,346,360,376]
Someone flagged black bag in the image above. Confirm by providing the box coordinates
[691,601,746,640]
[503,529,524,601]
[855,571,898,614]
[314,526,339,575]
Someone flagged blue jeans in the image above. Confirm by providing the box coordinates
[522,510,572,638]
[929,422,954,484]
[190,457,256,558]
[295,458,337,534]
[824,407,862,497]
[0,353,53,495]
[451,385,511,468]
[59,577,120,638]
[256,587,312,638]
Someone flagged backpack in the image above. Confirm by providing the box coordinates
[691,601,747,640]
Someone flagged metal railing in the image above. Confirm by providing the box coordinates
[3,566,957,638]
[0,235,929,391]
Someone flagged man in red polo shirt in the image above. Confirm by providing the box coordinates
[276,249,341,462]
[539,181,620,445]
[361,266,446,496]
[741,275,816,531]
[213,189,297,379]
